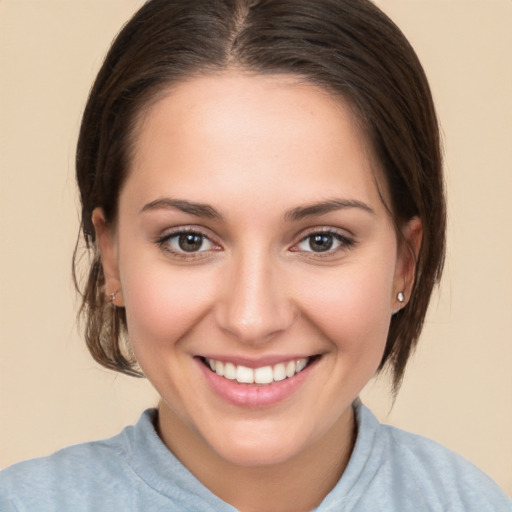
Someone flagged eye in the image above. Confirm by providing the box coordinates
[175,232,210,252]
[293,231,354,254]
[157,229,218,256]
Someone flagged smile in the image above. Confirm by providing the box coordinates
[198,355,321,407]
[203,357,314,385]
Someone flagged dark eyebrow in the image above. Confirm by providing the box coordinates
[285,199,374,222]
[140,197,373,221]
[140,198,222,219]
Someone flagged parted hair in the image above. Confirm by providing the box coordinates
[74,0,445,392]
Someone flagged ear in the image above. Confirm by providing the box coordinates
[393,216,422,312]
[92,208,124,307]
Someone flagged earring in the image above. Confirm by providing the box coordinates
[397,291,405,303]
[110,290,120,307]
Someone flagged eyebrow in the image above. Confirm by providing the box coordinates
[140,198,222,219]
[140,197,374,221]
[284,199,375,221]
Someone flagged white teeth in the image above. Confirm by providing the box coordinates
[285,361,296,378]
[224,362,236,380]
[206,357,311,385]
[296,359,307,373]
[236,365,254,384]
[273,363,287,381]
[254,366,273,384]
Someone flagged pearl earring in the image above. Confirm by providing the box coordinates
[110,290,120,307]
[397,291,405,303]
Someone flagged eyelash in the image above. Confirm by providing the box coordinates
[291,229,355,257]
[156,227,220,260]
[155,227,355,260]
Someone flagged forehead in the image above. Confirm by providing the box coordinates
[125,71,387,215]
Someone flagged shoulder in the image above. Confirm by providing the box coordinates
[1,435,127,482]
[0,438,133,511]
[0,410,154,511]
[1,408,236,512]
[357,404,512,511]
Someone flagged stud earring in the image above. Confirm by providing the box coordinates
[397,291,405,303]
[110,290,120,307]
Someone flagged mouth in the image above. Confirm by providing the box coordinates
[199,355,321,385]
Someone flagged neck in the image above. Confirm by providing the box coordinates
[157,404,357,512]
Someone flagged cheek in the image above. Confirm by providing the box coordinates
[298,261,395,353]
[119,255,217,354]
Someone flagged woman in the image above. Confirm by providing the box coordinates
[1,0,510,510]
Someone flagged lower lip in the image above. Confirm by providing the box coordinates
[197,358,318,408]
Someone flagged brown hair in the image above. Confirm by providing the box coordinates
[74,0,445,392]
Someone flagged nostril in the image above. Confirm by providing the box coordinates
[214,301,297,344]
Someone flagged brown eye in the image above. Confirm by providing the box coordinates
[294,230,354,255]
[178,233,204,252]
[159,230,216,256]
[308,234,334,252]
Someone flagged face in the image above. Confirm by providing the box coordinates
[94,72,419,470]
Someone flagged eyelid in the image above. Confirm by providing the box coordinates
[156,226,222,259]
[289,227,355,255]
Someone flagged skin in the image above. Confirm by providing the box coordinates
[93,71,421,512]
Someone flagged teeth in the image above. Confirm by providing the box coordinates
[285,361,296,378]
[206,357,310,385]
[254,366,273,384]
[296,359,307,373]
[215,360,224,377]
[224,362,236,380]
[236,365,254,384]
[273,363,287,382]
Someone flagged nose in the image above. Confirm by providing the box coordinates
[214,249,295,345]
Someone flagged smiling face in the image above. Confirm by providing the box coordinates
[94,72,419,473]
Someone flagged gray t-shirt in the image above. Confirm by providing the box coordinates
[1,403,510,511]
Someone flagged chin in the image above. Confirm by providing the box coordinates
[215,437,304,468]
[201,418,317,468]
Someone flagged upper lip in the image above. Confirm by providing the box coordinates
[197,354,319,368]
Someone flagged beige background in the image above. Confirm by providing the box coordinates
[1,0,511,496]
